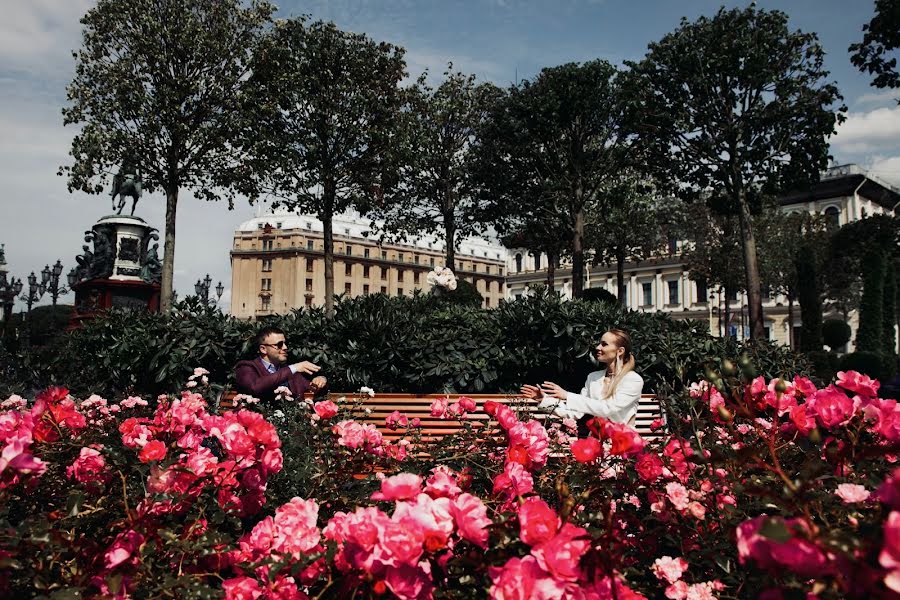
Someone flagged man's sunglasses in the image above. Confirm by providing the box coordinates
[261,341,287,349]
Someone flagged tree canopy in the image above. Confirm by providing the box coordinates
[627,5,845,339]
[61,0,275,310]
[850,0,900,101]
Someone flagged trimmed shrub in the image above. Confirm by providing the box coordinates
[839,351,887,382]
[858,250,885,352]
[822,318,851,350]
[805,350,840,383]
[581,287,618,305]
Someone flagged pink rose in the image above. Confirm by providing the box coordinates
[430,398,448,418]
[274,497,321,554]
[333,420,366,449]
[736,515,830,577]
[665,482,691,511]
[492,460,534,499]
[222,576,263,600]
[104,530,144,569]
[489,555,558,600]
[835,483,870,504]
[809,385,857,429]
[424,467,462,499]
[375,519,424,567]
[836,370,880,398]
[880,511,900,592]
[451,493,492,548]
[652,556,689,584]
[371,473,423,501]
[385,410,409,430]
[571,438,601,463]
[635,452,665,482]
[314,401,338,419]
[384,563,434,600]
[518,497,559,546]
[602,420,646,457]
[531,522,590,581]
[139,440,167,463]
[458,396,476,412]
[66,446,110,488]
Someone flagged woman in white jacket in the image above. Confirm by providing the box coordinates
[520,329,644,427]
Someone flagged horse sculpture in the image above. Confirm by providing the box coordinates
[110,166,142,216]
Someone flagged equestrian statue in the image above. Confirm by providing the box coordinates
[110,162,143,216]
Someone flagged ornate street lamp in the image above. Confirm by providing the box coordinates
[21,271,46,314]
[42,259,72,305]
[194,274,223,306]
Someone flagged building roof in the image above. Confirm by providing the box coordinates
[236,210,507,262]
[780,164,900,210]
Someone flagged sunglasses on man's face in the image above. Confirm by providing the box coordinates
[262,340,287,349]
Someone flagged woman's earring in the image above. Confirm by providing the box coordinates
[616,355,623,373]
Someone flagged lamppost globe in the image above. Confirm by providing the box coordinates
[215,281,224,300]
[67,268,77,288]
[41,265,51,285]
[53,260,64,278]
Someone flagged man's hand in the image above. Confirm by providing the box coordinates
[539,381,567,401]
[519,384,542,400]
[292,361,320,375]
[310,375,327,391]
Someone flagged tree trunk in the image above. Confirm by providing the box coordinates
[723,286,731,338]
[160,185,178,311]
[571,209,585,299]
[616,246,626,306]
[736,189,765,340]
[787,289,795,349]
[444,214,456,272]
[322,185,336,319]
[547,251,556,288]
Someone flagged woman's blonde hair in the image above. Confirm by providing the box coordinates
[603,328,635,399]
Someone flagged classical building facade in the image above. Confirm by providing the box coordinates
[505,164,900,350]
[230,212,507,320]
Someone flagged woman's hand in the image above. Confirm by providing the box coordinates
[539,381,567,401]
[519,384,542,400]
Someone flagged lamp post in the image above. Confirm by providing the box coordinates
[195,274,224,306]
[20,271,46,314]
[41,260,73,305]
[0,271,23,323]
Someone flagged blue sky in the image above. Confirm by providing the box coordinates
[1,0,897,312]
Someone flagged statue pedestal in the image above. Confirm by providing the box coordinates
[69,215,161,327]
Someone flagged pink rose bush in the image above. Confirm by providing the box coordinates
[3,368,900,599]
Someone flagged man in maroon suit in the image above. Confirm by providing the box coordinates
[234,326,327,403]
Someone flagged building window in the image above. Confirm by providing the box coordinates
[363,284,370,294]
[398,287,404,295]
[262,239,274,251]
[824,206,841,230]
[261,278,272,291]
[305,222,312,229]
[430,258,435,267]
[306,258,314,272]
[305,278,313,292]
[257,223,264,230]
[345,263,352,276]
[667,280,679,305]
[276,222,282,229]
[397,268,405,280]
[515,253,522,272]
[485,297,491,306]
[363,265,370,278]
[261,296,271,310]
[381,250,387,261]
[381,286,387,294]
[727,288,738,302]
[414,272,420,284]
[534,254,541,270]
[398,253,404,262]
[381,267,387,280]
[414,255,420,264]
[642,282,653,306]
[344,282,351,295]
[344,228,350,235]
[346,244,352,256]
[364,248,370,258]
[761,285,771,300]
[668,237,678,255]
[261,259,272,272]
[307,240,314,250]
[305,296,312,306]
[696,279,708,303]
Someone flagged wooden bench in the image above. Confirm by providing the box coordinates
[218,390,664,441]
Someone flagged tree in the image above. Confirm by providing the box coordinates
[882,259,897,355]
[588,173,684,305]
[858,249,886,352]
[245,19,407,318]
[61,0,274,311]
[371,68,502,272]
[474,61,635,299]
[850,0,900,101]
[627,6,845,339]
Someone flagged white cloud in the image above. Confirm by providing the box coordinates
[0,0,92,80]
[867,155,900,189]
[855,89,900,107]
[832,105,900,154]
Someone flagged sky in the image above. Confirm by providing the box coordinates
[1,0,898,314]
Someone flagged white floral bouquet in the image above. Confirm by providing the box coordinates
[426,266,458,291]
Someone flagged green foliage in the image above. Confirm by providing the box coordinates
[243,18,407,317]
[850,0,900,99]
[805,349,840,382]
[437,279,483,307]
[61,0,275,309]
[4,293,805,404]
[370,68,502,271]
[3,304,74,348]
[627,5,846,339]
[822,318,852,350]
[796,239,823,352]
[858,250,886,352]
[839,350,890,382]
[581,287,618,305]
[884,260,897,355]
